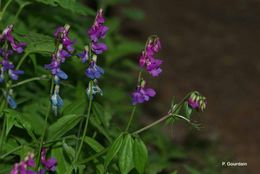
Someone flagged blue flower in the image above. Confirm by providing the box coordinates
[85,61,104,79]
[51,92,63,108]
[86,82,103,99]
[7,95,17,109]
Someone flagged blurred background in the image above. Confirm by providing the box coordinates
[117,0,259,173]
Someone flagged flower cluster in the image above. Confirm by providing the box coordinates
[45,24,74,113]
[88,9,108,55]
[40,148,57,172]
[0,25,26,109]
[132,36,163,105]
[188,92,207,111]
[78,9,108,99]
[139,36,162,77]
[10,149,57,174]
[10,153,35,174]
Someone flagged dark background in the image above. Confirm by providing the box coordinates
[120,0,259,173]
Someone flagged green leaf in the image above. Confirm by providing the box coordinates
[170,171,178,174]
[183,102,192,119]
[63,141,75,162]
[5,112,17,136]
[84,136,104,153]
[62,101,86,116]
[104,133,123,168]
[133,138,148,174]
[14,31,55,54]
[119,134,134,174]
[22,113,44,135]
[33,0,95,16]
[47,114,82,140]
[52,147,68,173]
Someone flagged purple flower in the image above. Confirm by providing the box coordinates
[41,148,57,172]
[54,24,75,53]
[77,46,89,63]
[132,87,156,105]
[139,37,163,77]
[10,153,36,174]
[57,47,71,63]
[45,25,74,81]
[91,42,107,54]
[0,25,26,54]
[88,9,109,42]
[42,158,57,172]
[11,42,26,54]
[88,9,108,54]
[8,69,24,81]
[85,61,104,79]
[188,98,200,109]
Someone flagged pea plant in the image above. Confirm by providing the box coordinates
[0,1,207,174]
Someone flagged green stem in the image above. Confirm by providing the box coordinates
[0,0,13,22]
[132,92,193,135]
[13,2,32,24]
[125,106,136,132]
[74,81,93,162]
[0,145,23,159]
[132,114,171,135]
[11,76,49,88]
[78,148,108,165]
[16,52,29,70]
[36,79,54,169]
[0,113,6,153]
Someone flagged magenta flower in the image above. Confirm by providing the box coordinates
[188,98,200,109]
[139,37,163,77]
[10,153,36,174]
[88,9,109,42]
[41,148,57,172]
[0,25,26,54]
[54,25,75,53]
[188,92,207,111]
[88,9,108,54]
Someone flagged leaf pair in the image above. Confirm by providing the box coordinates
[105,133,148,174]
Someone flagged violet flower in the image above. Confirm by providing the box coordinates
[131,80,156,105]
[132,87,156,105]
[41,148,57,172]
[45,25,74,113]
[0,25,26,54]
[88,9,108,54]
[77,46,89,63]
[139,37,163,77]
